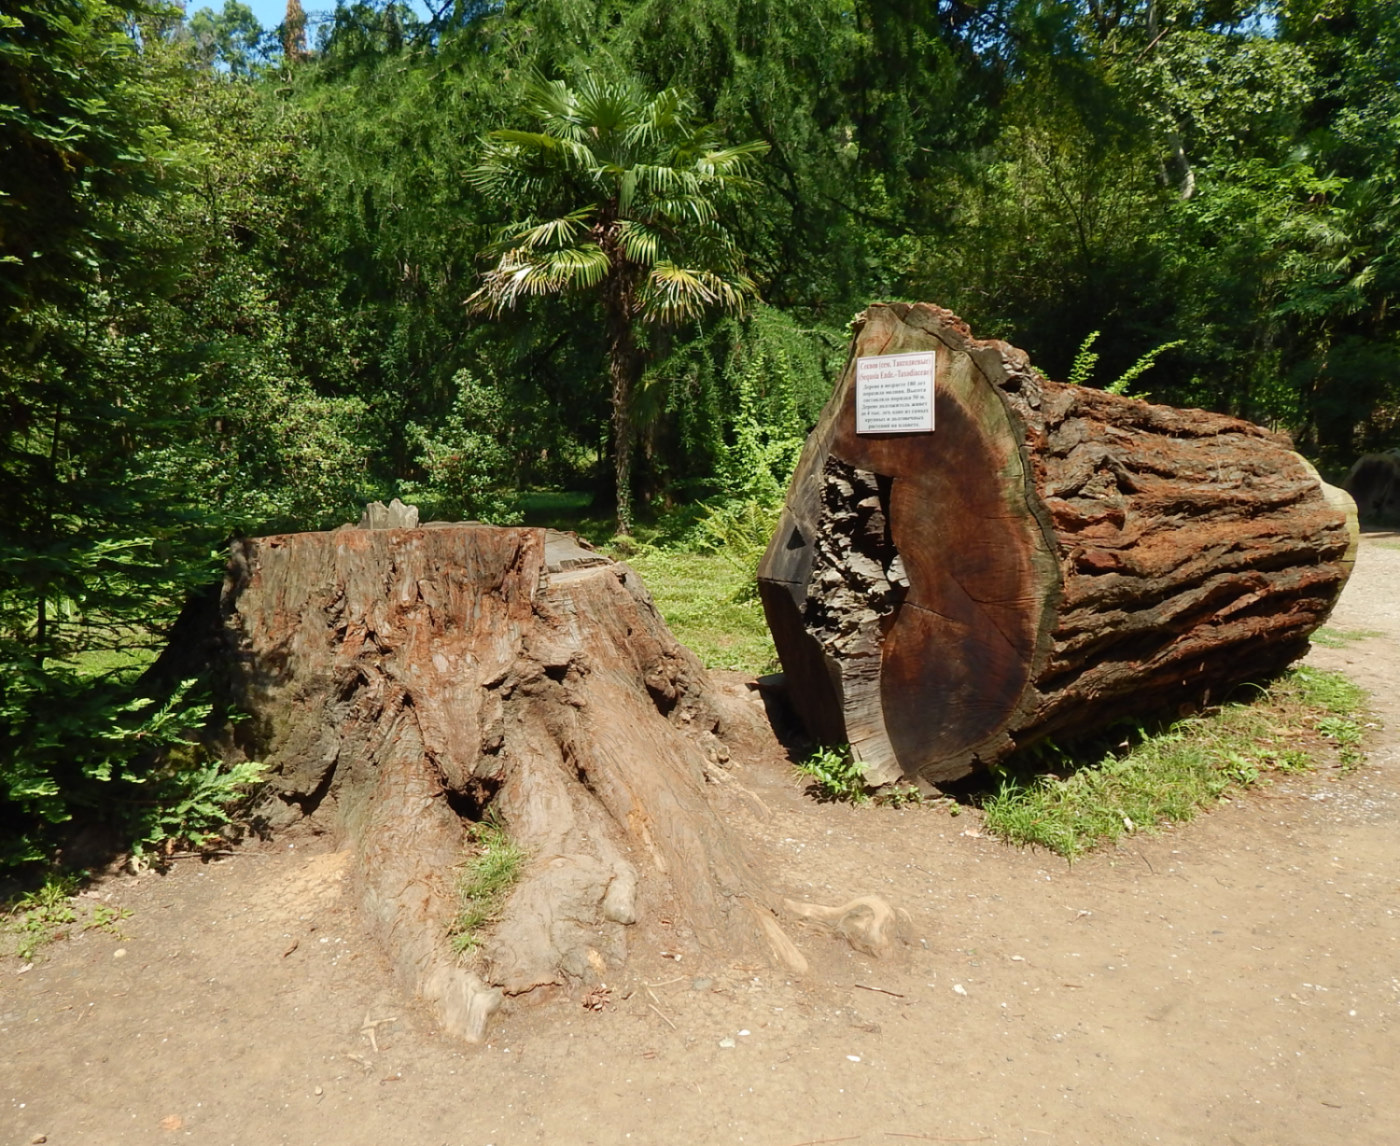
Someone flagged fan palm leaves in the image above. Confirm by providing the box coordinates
[468,73,769,533]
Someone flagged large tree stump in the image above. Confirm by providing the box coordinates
[199,524,890,1042]
[758,303,1358,787]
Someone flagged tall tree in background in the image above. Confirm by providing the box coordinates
[468,74,768,533]
[0,0,217,866]
[283,0,308,61]
[0,0,191,658]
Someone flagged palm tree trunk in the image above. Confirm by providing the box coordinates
[604,272,642,535]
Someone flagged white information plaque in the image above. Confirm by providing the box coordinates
[855,351,935,434]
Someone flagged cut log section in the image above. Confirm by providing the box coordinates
[189,524,896,1042]
[758,303,1359,787]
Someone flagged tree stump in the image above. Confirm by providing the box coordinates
[196,524,892,1042]
[758,303,1358,787]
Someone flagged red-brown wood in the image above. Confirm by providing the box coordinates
[759,303,1357,785]
[186,524,902,1043]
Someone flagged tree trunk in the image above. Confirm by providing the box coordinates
[603,248,642,536]
[758,303,1358,787]
[198,524,894,1042]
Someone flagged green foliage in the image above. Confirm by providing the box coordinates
[187,1,270,74]
[1104,339,1187,398]
[982,666,1371,858]
[621,548,776,673]
[1310,626,1384,649]
[693,500,783,594]
[450,817,526,956]
[3,874,80,962]
[1066,330,1186,398]
[469,70,770,532]
[0,657,261,870]
[3,876,134,961]
[1067,331,1102,388]
[794,745,871,805]
[646,303,837,503]
[399,371,522,525]
[127,754,267,866]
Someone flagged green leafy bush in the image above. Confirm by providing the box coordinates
[794,745,870,804]
[399,371,523,525]
[0,659,260,872]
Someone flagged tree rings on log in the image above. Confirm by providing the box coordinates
[758,303,1359,787]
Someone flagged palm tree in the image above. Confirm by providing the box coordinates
[468,74,769,534]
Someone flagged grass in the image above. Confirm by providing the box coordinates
[622,547,777,674]
[3,875,81,961]
[1,874,131,962]
[1311,625,1384,648]
[450,819,527,956]
[980,665,1370,858]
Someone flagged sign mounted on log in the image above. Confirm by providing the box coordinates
[855,351,935,434]
[758,302,1358,789]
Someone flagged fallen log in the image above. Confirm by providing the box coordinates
[179,523,898,1042]
[758,303,1358,787]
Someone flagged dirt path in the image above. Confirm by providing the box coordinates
[4,534,1398,1146]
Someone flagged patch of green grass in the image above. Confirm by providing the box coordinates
[1310,625,1384,648]
[450,819,527,956]
[515,489,617,544]
[4,874,81,961]
[981,666,1372,858]
[1288,663,1366,716]
[622,548,777,674]
[59,642,159,680]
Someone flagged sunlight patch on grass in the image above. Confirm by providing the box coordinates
[981,666,1372,858]
[450,819,526,956]
[1311,625,1383,648]
[621,548,777,674]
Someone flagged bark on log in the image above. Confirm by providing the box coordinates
[758,303,1359,787]
[193,524,894,1042]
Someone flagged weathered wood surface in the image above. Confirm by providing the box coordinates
[202,524,895,1042]
[758,303,1359,787]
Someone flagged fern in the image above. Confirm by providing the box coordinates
[1105,339,1186,398]
[1067,331,1101,387]
[1066,330,1184,399]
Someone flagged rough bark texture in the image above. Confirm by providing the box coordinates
[759,303,1359,787]
[199,524,888,1042]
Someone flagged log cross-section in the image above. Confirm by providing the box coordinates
[758,303,1358,786]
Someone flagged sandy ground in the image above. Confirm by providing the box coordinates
[3,534,1398,1146]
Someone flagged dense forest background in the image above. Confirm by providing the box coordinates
[2,0,1397,868]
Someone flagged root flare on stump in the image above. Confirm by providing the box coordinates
[203,525,893,1041]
